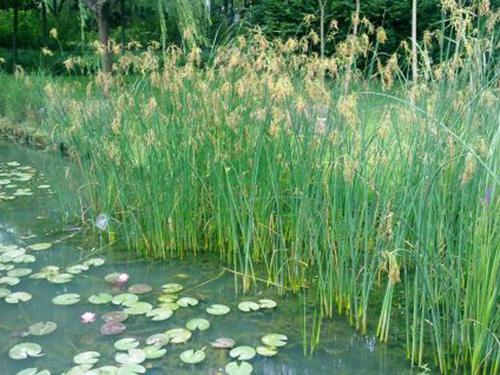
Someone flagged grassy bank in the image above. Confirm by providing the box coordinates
[1,10,499,375]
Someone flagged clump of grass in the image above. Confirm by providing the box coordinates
[0,2,498,373]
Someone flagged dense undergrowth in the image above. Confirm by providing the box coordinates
[0,3,499,374]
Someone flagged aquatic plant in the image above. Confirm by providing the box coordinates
[0,1,498,373]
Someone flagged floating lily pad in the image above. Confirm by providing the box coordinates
[28,321,57,336]
[0,287,11,298]
[127,284,152,295]
[238,301,260,312]
[158,294,178,303]
[65,365,93,375]
[115,349,146,365]
[146,307,173,321]
[229,346,256,361]
[85,366,117,375]
[9,343,44,360]
[16,368,51,375]
[211,337,236,349]
[73,351,100,365]
[145,333,170,346]
[117,364,146,375]
[179,349,206,364]
[5,291,32,304]
[206,304,230,316]
[0,276,20,286]
[258,299,277,309]
[102,311,128,323]
[124,302,153,315]
[28,243,52,251]
[88,293,112,305]
[165,328,192,344]
[225,361,253,375]
[112,293,139,307]
[256,346,278,357]
[114,338,139,351]
[158,301,180,311]
[66,265,89,274]
[7,268,32,277]
[47,273,73,284]
[177,296,198,307]
[261,333,287,347]
[161,283,183,293]
[143,345,167,359]
[104,273,121,283]
[186,318,210,331]
[101,322,126,335]
[52,293,80,305]
[83,258,105,267]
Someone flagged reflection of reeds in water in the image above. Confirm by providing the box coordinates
[0,2,498,373]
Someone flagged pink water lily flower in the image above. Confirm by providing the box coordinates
[117,273,129,283]
[80,312,96,324]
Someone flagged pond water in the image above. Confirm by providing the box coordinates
[0,139,413,374]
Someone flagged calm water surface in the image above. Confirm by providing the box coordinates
[0,140,413,374]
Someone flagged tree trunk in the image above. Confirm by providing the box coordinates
[412,0,418,83]
[319,0,325,58]
[97,4,113,74]
[13,0,19,69]
[41,2,48,45]
[353,0,360,36]
[119,0,126,55]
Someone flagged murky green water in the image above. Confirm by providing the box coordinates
[0,139,413,374]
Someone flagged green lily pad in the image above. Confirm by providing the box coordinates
[112,293,139,307]
[229,346,256,361]
[157,293,178,303]
[256,346,278,357]
[116,364,146,375]
[206,304,230,316]
[66,265,89,274]
[9,343,44,360]
[161,283,183,293]
[238,301,260,312]
[115,349,146,364]
[165,328,192,344]
[146,307,173,321]
[52,293,80,305]
[28,243,52,251]
[186,318,210,331]
[5,291,32,304]
[0,287,11,298]
[16,368,51,375]
[47,273,73,284]
[143,345,167,359]
[88,293,112,305]
[65,365,93,375]
[179,349,206,364]
[73,351,100,365]
[145,333,170,346]
[114,338,139,351]
[261,333,287,347]
[258,299,277,309]
[84,366,117,375]
[7,268,32,277]
[158,301,180,311]
[83,258,105,267]
[0,276,20,286]
[123,301,153,315]
[28,321,57,336]
[225,361,253,375]
[176,296,198,307]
